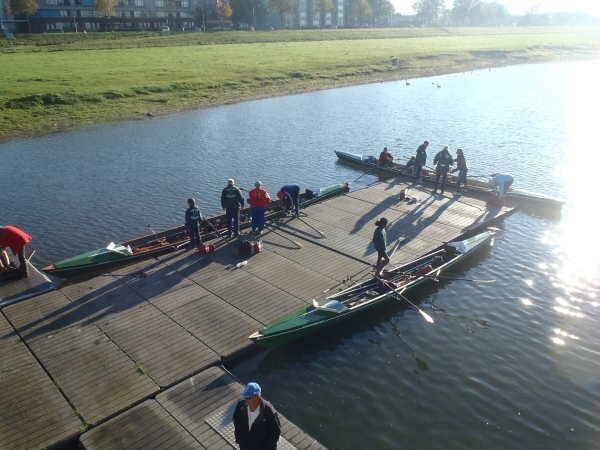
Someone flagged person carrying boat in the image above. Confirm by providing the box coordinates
[404,156,417,175]
[247,181,271,235]
[488,173,514,205]
[185,198,204,249]
[433,145,454,195]
[0,226,32,277]
[373,218,389,277]
[378,147,394,167]
[233,382,281,450]
[454,149,468,195]
[276,183,301,216]
[221,178,245,238]
[415,140,429,181]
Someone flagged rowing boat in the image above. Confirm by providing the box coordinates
[335,150,566,209]
[249,230,494,348]
[42,182,349,279]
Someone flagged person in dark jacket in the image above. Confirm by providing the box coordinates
[404,156,417,175]
[373,218,389,277]
[453,149,468,195]
[233,382,281,450]
[0,226,32,277]
[221,178,245,238]
[277,183,301,216]
[185,198,204,249]
[433,146,454,195]
[415,140,429,181]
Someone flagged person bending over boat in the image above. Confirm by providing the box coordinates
[0,226,32,277]
[433,145,454,195]
[454,149,468,195]
[277,183,301,216]
[404,156,417,175]
[415,140,429,181]
[247,181,271,235]
[488,173,514,205]
[378,147,394,167]
[185,198,204,249]
[373,218,389,277]
[221,178,245,238]
[233,382,281,450]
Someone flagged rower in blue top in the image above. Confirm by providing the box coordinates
[277,184,301,216]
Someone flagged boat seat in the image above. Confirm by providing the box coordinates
[415,265,433,275]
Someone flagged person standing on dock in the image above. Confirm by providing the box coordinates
[185,198,204,249]
[221,179,245,238]
[489,173,514,205]
[247,181,271,235]
[233,382,281,450]
[378,147,394,167]
[415,140,429,181]
[454,149,468,195]
[277,183,301,216]
[373,218,389,277]
[433,145,454,195]
[0,226,32,277]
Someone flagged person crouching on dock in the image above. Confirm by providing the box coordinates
[0,226,32,277]
[373,218,389,277]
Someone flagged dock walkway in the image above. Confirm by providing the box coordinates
[0,180,513,449]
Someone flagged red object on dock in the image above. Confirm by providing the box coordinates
[198,244,215,255]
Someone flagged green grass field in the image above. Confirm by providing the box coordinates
[1,27,599,141]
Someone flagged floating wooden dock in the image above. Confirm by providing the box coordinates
[0,180,513,449]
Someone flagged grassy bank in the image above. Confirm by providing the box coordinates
[1,27,599,142]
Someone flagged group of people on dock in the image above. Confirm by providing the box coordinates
[185,179,302,249]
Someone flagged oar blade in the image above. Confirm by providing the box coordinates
[473,279,495,283]
[317,230,327,238]
[420,310,434,323]
[293,241,304,249]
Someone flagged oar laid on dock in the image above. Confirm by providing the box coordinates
[264,225,304,249]
[204,220,239,255]
[295,216,327,238]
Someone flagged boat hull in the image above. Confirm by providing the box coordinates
[335,150,566,209]
[250,231,494,348]
[43,182,349,279]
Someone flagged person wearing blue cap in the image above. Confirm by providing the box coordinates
[233,382,281,450]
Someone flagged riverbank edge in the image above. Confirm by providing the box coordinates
[2,51,598,144]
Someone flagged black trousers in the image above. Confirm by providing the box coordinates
[226,208,240,234]
[415,163,424,178]
[456,169,468,192]
[18,246,28,275]
[434,172,447,193]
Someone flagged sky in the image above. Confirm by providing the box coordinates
[391,0,600,16]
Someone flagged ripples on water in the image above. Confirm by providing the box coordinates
[2,60,600,449]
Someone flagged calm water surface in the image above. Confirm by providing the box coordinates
[2,60,600,449]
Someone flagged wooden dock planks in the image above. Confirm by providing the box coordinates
[0,258,54,308]
[79,400,202,450]
[0,313,82,450]
[2,290,159,426]
[155,366,326,450]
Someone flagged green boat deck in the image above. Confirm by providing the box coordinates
[0,179,514,449]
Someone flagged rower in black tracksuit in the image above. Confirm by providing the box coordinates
[433,146,454,195]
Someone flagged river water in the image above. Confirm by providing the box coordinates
[2,60,600,449]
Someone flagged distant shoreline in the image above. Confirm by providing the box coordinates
[1,27,599,143]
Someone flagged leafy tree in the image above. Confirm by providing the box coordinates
[451,0,479,25]
[216,0,233,19]
[96,0,117,29]
[412,0,445,25]
[7,0,38,33]
[230,0,264,26]
[313,0,336,27]
[368,0,394,25]
[266,0,296,29]
[348,0,372,26]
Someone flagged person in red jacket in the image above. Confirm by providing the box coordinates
[0,226,33,277]
[247,181,271,235]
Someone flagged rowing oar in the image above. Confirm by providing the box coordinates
[203,219,239,254]
[295,216,326,238]
[264,225,304,249]
[352,164,377,183]
[376,279,434,323]
[323,237,405,293]
[398,271,495,283]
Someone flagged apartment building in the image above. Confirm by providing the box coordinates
[31,0,199,32]
[295,0,343,28]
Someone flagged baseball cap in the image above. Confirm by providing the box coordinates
[241,382,261,398]
[255,181,262,186]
